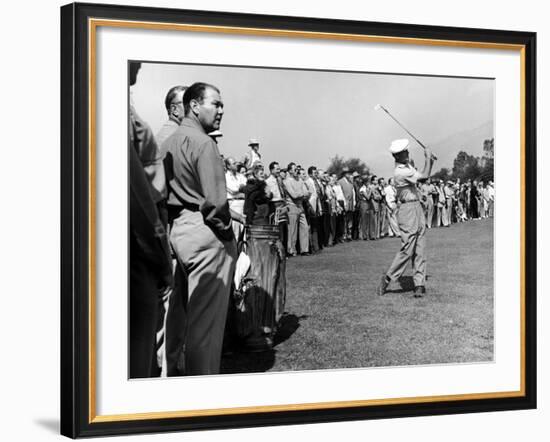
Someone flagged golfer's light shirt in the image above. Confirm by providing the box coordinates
[394,163,422,203]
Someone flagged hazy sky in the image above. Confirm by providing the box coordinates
[132,62,494,178]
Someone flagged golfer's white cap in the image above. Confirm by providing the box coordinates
[248,138,260,145]
[389,138,409,154]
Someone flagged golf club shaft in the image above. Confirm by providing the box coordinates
[381,106,438,160]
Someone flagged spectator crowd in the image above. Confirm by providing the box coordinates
[226,150,495,257]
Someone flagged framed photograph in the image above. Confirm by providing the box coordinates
[60,2,536,438]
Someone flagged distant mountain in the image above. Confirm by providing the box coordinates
[428,121,494,171]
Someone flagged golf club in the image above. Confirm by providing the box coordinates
[374,104,438,160]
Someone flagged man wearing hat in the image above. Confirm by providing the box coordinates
[376,138,435,297]
[351,171,362,239]
[338,167,355,241]
[443,180,455,226]
[244,138,262,169]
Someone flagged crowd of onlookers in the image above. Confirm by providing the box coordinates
[226,139,495,257]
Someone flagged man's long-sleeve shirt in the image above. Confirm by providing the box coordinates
[129,105,166,202]
[163,117,232,241]
[283,176,309,206]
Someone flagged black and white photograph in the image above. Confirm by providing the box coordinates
[129,61,495,379]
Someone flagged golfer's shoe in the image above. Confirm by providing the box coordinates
[413,285,426,298]
[376,275,389,296]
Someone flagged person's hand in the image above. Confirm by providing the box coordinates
[425,147,437,162]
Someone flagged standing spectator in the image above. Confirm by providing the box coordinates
[243,138,262,169]
[325,174,339,246]
[164,82,237,376]
[129,61,174,378]
[486,181,495,217]
[332,173,347,243]
[284,162,310,256]
[427,179,437,228]
[377,177,388,237]
[479,181,488,218]
[442,181,454,227]
[384,177,400,237]
[316,169,330,247]
[464,180,472,219]
[153,85,188,376]
[338,168,355,241]
[435,180,445,227]
[351,172,362,240]
[469,179,480,219]
[156,85,187,155]
[456,184,468,222]
[225,156,247,240]
[305,166,321,252]
[266,161,288,245]
[366,175,381,239]
[358,177,370,240]
[420,180,433,229]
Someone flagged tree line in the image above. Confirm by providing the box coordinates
[325,138,494,183]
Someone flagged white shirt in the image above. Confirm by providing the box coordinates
[384,184,397,206]
[265,174,283,202]
[244,148,261,168]
[225,171,246,200]
[305,177,318,213]
[333,184,346,210]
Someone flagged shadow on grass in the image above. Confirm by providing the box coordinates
[384,275,434,294]
[274,313,308,346]
[385,275,415,294]
[221,313,307,374]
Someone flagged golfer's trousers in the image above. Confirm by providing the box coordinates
[385,201,427,287]
[166,209,237,376]
[386,207,400,237]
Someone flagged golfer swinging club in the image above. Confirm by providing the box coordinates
[376,138,436,297]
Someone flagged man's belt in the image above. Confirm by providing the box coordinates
[181,201,200,211]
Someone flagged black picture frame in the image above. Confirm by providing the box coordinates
[60,2,537,438]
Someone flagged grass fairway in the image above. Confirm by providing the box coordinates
[222,218,493,374]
